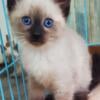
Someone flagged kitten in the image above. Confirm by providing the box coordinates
[7,0,92,100]
[0,35,19,77]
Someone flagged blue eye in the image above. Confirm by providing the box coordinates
[22,16,32,26]
[43,18,54,28]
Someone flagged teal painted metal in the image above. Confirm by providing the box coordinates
[0,0,28,100]
[0,80,5,100]
[2,0,21,99]
[84,0,89,45]
[0,29,14,100]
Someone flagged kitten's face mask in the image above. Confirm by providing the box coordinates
[7,0,71,46]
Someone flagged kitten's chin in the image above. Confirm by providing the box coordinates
[30,41,46,47]
[27,38,46,47]
[25,36,57,48]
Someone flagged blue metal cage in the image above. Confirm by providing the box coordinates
[0,0,28,100]
[0,0,100,100]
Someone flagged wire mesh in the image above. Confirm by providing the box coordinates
[0,0,28,100]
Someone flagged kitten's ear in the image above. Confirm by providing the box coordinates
[7,0,17,12]
[54,0,71,17]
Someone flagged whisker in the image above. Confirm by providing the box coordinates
[12,31,25,35]
[16,35,25,38]
[12,31,31,46]
[18,39,28,45]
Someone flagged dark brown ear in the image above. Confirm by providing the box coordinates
[54,0,71,18]
[7,0,16,12]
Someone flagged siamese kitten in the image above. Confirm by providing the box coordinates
[0,35,19,77]
[7,0,92,100]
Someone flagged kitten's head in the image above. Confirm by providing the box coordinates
[7,0,71,47]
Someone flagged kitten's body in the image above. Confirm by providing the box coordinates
[7,0,91,99]
[22,27,91,100]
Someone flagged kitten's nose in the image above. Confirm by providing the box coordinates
[33,32,43,41]
[28,32,45,45]
[27,16,46,45]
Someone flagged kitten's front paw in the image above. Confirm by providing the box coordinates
[54,91,73,100]
[74,91,88,100]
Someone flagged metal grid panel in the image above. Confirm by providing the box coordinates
[67,0,100,46]
[0,0,28,100]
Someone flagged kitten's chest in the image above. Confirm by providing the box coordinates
[30,51,70,86]
[22,41,70,75]
[22,39,73,85]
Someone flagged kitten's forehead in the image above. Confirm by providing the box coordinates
[12,0,63,21]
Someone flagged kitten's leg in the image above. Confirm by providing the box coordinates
[74,91,88,100]
[28,77,45,100]
[53,84,74,100]
[54,90,74,100]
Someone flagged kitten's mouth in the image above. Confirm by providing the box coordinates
[26,35,46,46]
[30,40,46,46]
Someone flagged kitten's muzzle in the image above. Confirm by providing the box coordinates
[31,32,44,42]
[28,32,46,46]
[27,16,46,46]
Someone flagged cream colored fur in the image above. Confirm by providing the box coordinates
[9,0,92,100]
